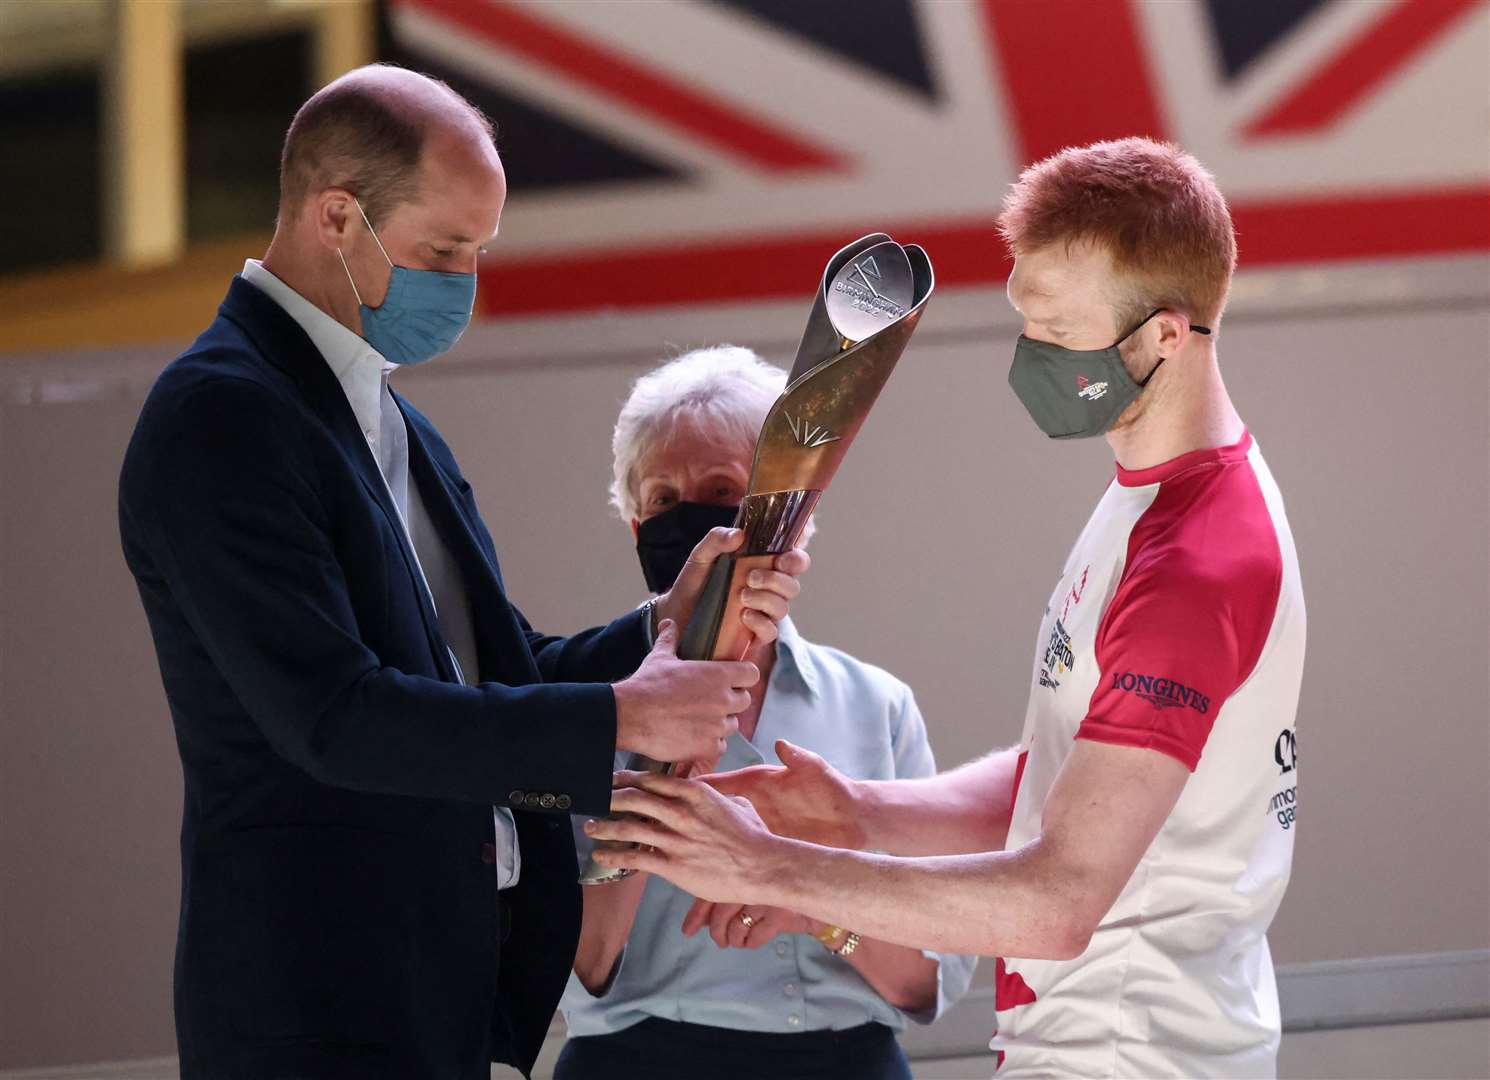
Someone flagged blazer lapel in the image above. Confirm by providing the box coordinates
[399,401,540,688]
[219,276,458,684]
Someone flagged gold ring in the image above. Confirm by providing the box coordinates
[738,912,756,929]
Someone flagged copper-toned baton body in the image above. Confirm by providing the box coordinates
[580,234,935,885]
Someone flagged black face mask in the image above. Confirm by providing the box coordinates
[635,501,740,594]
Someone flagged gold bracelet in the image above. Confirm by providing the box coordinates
[814,924,860,957]
[813,924,846,950]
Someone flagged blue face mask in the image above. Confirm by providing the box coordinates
[337,199,477,366]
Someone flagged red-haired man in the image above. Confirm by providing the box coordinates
[587,138,1306,1078]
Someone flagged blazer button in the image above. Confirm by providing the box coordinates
[508,790,525,806]
[524,792,542,809]
[480,842,497,865]
[555,795,572,811]
[539,793,556,809]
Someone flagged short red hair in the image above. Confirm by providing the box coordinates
[999,137,1237,327]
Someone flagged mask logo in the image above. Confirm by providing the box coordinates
[785,412,841,448]
[1075,375,1109,401]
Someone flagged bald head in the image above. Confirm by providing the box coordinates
[278,64,495,227]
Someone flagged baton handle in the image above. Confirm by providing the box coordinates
[678,553,775,663]
[677,554,733,661]
[578,552,775,884]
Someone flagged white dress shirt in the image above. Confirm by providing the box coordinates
[242,259,520,888]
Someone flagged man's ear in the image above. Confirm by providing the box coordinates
[1152,310,1189,355]
[313,187,357,253]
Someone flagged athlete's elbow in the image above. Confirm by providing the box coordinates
[1032,855,1107,959]
[1024,910,1096,961]
[971,915,1089,961]
[1048,918,1095,961]
[1016,927,1088,962]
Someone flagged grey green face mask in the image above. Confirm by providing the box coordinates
[1008,308,1210,439]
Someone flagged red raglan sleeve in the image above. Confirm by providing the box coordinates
[1079,473,1282,771]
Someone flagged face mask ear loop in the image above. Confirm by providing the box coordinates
[353,198,395,269]
[1121,308,1167,388]
[1141,317,1212,386]
[336,248,364,307]
[1115,307,1164,347]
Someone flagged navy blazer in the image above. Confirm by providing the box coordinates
[119,277,649,1079]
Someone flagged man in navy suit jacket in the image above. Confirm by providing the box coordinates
[118,66,806,1080]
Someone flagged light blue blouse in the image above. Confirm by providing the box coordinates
[563,618,977,1037]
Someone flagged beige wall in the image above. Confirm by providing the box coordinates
[1,267,1487,1067]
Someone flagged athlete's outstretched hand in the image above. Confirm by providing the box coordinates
[700,739,866,850]
[585,770,787,906]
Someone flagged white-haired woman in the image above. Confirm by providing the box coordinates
[558,346,976,1080]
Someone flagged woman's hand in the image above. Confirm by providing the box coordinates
[655,527,810,647]
[681,900,817,949]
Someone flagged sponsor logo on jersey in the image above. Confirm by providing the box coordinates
[1038,567,1089,691]
[1268,784,1298,829]
[1109,671,1211,714]
[1267,729,1299,829]
[1039,618,1074,691]
[1274,728,1298,774]
[1059,565,1089,622]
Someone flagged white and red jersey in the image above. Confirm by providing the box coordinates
[991,431,1305,1079]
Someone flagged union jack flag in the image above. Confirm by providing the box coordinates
[388,0,1490,317]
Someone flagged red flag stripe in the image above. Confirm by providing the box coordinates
[981,0,1170,166]
[1245,0,1485,137]
[403,0,845,174]
[474,188,1490,317]
[1231,186,1490,263]
[476,219,1007,317]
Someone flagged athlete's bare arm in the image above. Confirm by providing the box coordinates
[703,740,1020,856]
[586,740,1189,959]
